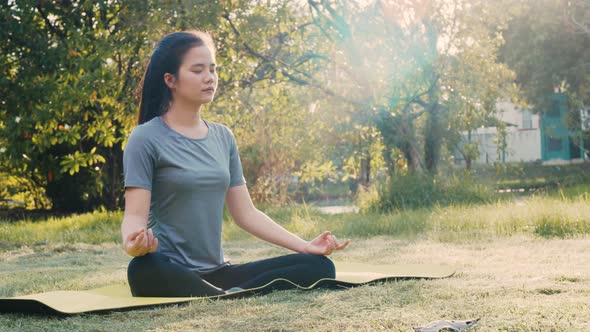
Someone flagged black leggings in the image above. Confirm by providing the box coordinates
[127,252,336,297]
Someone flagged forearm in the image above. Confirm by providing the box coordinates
[121,214,147,243]
[236,209,309,253]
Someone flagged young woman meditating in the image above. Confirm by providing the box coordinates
[122,30,350,297]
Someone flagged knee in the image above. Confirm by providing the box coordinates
[128,253,157,275]
[127,253,162,290]
[304,254,336,279]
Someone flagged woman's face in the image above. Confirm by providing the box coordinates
[170,45,217,106]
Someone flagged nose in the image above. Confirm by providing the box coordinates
[204,70,215,83]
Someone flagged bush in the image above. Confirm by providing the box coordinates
[373,173,496,212]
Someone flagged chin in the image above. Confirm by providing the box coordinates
[203,95,216,103]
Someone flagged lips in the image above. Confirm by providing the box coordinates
[202,87,215,92]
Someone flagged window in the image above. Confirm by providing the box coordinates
[522,109,532,129]
[547,100,560,118]
[581,108,590,131]
[547,137,562,151]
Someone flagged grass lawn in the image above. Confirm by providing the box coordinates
[1,195,589,331]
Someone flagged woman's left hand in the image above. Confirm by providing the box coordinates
[303,231,350,256]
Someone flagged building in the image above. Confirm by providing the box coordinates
[456,93,587,165]
[540,93,586,162]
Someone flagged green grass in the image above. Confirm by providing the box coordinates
[547,183,590,199]
[1,236,590,331]
[1,194,590,331]
[2,194,590,250]
[373,173,498,211]
[0,211,121,249]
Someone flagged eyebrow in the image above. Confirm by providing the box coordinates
[190,63,216,68]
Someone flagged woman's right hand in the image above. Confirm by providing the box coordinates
[123,227,158,257]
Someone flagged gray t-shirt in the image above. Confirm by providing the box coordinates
[123,116,246,273]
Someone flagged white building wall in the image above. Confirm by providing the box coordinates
[505,129,542,162]
[461,101,542,164]
[469,128,541,163]
[496,101,540,129]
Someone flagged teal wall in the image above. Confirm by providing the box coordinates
[540,93,583,161]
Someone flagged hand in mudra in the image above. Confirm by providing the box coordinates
[303,231,350,256]
[124,228,158,257]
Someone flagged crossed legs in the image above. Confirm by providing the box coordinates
[127,252,335,297]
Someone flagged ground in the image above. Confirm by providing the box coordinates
[1,232,589,331]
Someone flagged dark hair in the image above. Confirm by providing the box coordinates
[137,30,215,125]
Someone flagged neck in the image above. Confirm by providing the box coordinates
[163,99,203,127]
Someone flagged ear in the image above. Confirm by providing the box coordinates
[163,73,176,89]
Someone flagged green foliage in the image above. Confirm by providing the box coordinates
[1,1,145,211]
[374,173,496,211]
[502,0,590,108]
[1,0,584,214]
[210,1,354,203]
[310,0,521,174]
[2,0,333,209]
[534,215,590,238]
[0,172,50,209]
[501,0,590,154]
[550,184,590,200]
[297,160,337,184]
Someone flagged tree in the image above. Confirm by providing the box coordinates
[566,0,590,37]
[0,0,222,211]
[1,0,348,209]
[501,0,590,155]
[208,0,388,202]
[307,0,519,174]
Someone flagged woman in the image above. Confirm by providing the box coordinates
[122,30,350,297]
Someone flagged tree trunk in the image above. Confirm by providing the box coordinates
[465,130,472,171]
[424,103,443,173]
[375,109,423,174]
[402,119,423,173]
[383,147,396,176]
[366,153,371,184]
[360,155,371,185]
[465,157,472,171]
[106,147,123,211]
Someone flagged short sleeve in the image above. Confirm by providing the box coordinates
[123,128,156,190]
[228,129,246,187]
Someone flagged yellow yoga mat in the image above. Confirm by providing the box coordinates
[0,262,455,315]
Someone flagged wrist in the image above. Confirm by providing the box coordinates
[299,241,311,254]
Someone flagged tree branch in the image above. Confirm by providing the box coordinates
[119,36,144,97]
[36,4,67,43]
[222,13,366,107]
[570,12,590,37]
